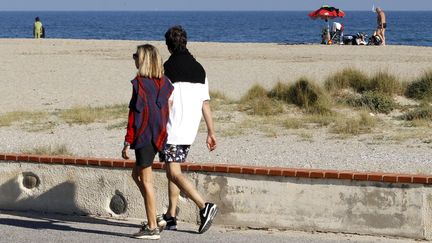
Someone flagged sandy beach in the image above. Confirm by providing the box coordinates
[0,38,431,174]
[1,39,432,112]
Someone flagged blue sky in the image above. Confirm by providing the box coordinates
[1,0,431,11]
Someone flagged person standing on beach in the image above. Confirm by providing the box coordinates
[122,44,174,240]
[157,25,218,234]
[33,17,43,38]
[375,7,386,46]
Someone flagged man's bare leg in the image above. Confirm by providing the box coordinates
[165,162,205,211]
[166,179,180,217]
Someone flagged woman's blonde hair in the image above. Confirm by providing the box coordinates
[136,44,164,79]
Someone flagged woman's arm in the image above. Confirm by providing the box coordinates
[202,100,216,151]
[122,88,136,159]
[124,109,135,145]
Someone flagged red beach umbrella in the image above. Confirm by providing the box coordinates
[308,5,345,21]
[309,5,345,44]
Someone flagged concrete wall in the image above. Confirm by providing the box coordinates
[1,161,432,240]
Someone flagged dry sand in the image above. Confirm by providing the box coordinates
[1,38,432,112]
[0,39,431,174]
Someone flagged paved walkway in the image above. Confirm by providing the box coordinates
[0,211,420,243]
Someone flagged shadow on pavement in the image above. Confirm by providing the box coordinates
[175,229,199,234]
[0,211,140,238]
[1,210,138,227]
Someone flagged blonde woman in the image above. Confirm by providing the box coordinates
[122,44,173,240]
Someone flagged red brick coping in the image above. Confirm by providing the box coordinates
[1,153,431,184]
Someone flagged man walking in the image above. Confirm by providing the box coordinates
[158,25,218,234]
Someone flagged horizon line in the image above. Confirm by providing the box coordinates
[1,9,432,12]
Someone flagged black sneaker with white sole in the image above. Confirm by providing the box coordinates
[132,224,160,240]
[198,202,218,234]
[157,214,177,230]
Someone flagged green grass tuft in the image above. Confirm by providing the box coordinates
[369,70,402,95]
[60,104,128,125]
[0,111,48,127]
[287,78,332,114]
[239,84,284,116]
[303,113,339,127]
[239,84,268,103]
[401,105,432,121]
[210,91,234,110]
[325,67,369,93]
[405,70,432,101]
[345,91,396,114]
[239,96,284,116]
[331,112,378,135]
[268,82,291,103]
[283,118,305,129]
[325,68,402,96]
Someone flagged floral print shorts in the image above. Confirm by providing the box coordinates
[159,144,191,163]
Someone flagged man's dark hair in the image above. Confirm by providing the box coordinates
[165,25,187,53]
[35,17,40,21]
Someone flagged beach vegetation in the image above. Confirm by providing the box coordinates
[106,120,127,130]
[344,91,396,114]
[408,119,432,128]
[283,118,305,129]
[401,104,432,121]
[302,113,340,127]
[325,67,369,93]
[219,117,258,137]
[286,78,332,115]
[268,82,291,103]
[239,84,268,103]
[210,91,234,110]
[405,70,432,101]
[239,96,284,116]
[330,112,378,135]
[325,68,403,96]
[60,104,128,125]
[294,131,314,142]
[23,121,57,133]
[210,91,230,101]
[369,70,403,95]
[239,84,284,116]
[22,144,72,156]
[0,111,48,127]
[220,128,245,137]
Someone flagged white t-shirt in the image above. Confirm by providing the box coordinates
[166,77,210,145]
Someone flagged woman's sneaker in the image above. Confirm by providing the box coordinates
[132,225,160,240]
[157,214,177,230]
[198,203,218,234]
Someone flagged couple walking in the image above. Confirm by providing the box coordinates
[121,26,218,240]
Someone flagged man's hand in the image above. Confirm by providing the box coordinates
[206,133,217,151]
[122,145,130,159]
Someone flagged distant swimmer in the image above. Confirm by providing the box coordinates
[33,17,44,39]
[375,7,386,46]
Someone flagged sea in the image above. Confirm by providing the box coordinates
[0,11,431,46]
